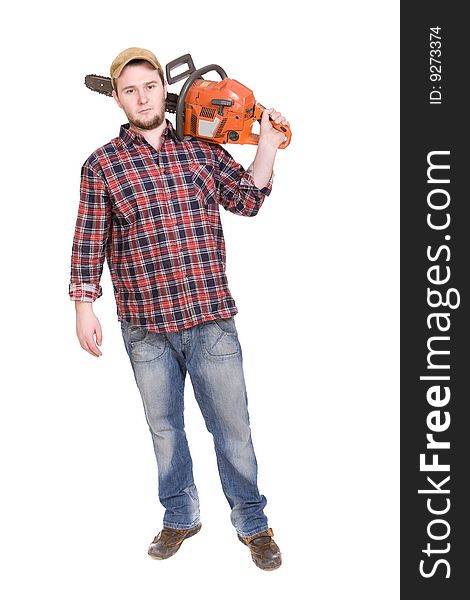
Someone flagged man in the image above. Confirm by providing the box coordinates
[69,47,289,571]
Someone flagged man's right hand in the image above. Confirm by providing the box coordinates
[75,301,103,357]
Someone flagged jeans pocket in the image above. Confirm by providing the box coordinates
[201,318,240,360]
[124,324,167,363]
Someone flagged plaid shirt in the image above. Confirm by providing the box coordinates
[69,120,273,332]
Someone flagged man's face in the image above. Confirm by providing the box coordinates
[113,62,167,131]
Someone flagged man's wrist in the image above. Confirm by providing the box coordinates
[75,300,94,311]
[257,137,280,153]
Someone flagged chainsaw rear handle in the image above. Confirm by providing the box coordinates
[249,102,292,149]
[175,64,228,141]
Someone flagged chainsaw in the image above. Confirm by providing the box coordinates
[85,53,291,149]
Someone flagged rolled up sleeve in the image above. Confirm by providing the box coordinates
[211,144,273,216]
[69,160,111,302]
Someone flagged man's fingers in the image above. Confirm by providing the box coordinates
[79,336,102,357]
[88,335,102,356]
[82,340,96,356]
[95,324,103,346]
[265,108,288,126]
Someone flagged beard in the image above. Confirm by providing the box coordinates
[128,103,166,131]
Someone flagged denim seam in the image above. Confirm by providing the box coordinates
[213,446,232,506]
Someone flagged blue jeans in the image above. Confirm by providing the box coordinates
[120,316,269,538]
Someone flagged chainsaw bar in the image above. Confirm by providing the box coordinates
[85,75,113,96]
[84,74,178,113]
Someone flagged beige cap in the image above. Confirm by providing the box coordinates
[110,47,163,87]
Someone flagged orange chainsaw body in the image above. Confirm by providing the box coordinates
[183,78,288,148]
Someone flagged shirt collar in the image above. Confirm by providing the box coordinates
[119,118,178,148]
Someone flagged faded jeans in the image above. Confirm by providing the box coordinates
[120,316,269,538]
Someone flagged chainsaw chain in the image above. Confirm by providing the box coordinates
[165,93,178,113]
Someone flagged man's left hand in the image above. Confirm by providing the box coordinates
[259,108,290,149]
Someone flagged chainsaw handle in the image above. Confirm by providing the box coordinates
[165,54,196,85]
[248,103,291,149]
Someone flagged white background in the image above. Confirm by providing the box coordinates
[1,1,399,598]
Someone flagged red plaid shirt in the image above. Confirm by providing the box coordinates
[69,120,273,332]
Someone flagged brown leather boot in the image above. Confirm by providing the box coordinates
[148,523,202,560]
[238,528,282,571]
